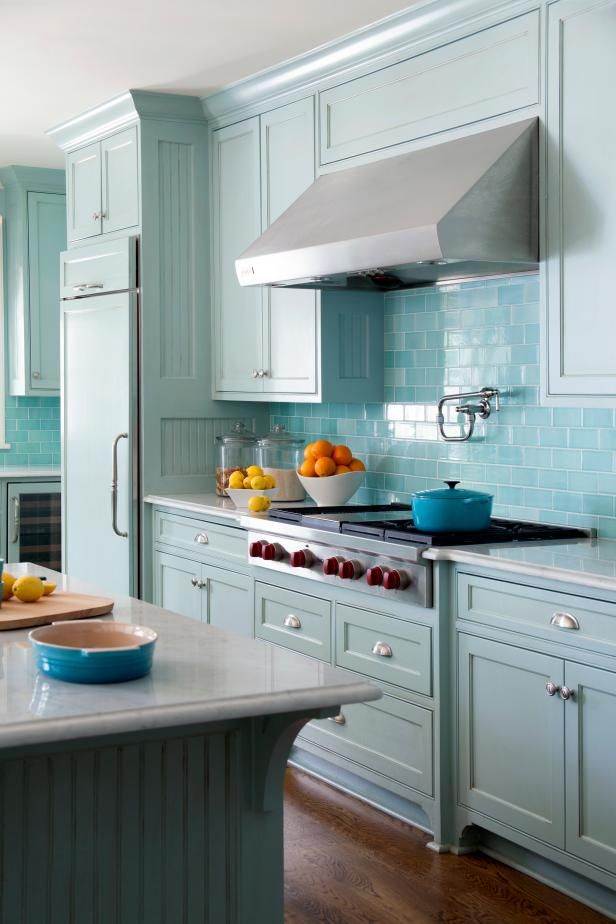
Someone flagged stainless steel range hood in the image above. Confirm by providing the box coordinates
[236,118,538,291]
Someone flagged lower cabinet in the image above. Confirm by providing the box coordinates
[154,549,251,638]
[458,583,616,878]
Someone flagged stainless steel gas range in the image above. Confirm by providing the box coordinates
[245,504,589,610]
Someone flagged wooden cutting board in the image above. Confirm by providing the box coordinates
[0,592,114,631]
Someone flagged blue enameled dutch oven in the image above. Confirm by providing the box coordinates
[412,480,493,533]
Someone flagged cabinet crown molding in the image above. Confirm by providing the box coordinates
[47,90,206,153]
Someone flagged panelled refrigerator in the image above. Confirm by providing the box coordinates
[60,237,139,597]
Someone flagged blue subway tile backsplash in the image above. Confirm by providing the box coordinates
[1,396,61,467]
[271,273,616,538]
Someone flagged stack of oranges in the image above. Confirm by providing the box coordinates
[298,440,366,477]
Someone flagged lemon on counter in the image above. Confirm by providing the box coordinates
[12,576,45,603]
[246,465,263,479]
[42,581,57,596]
[1,572,16,601]
[248,495,271,513]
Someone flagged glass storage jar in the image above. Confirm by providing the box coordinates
[215,422,258,497]
[256,425,305,502]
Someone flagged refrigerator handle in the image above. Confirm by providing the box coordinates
[11,496,20,545]
[111,432,129,538]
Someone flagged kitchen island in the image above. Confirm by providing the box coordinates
[0,564,379,924]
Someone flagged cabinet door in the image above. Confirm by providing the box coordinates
[458,634,565,847]
[66,142,102,243]
[546,0,616,402]
[27,192,66,392]
[101,127,140,235]
[154,550,203,622]
[212,118,263,394]
[203,563,251,638]
[260,99,318,396]
[565,662,616,873]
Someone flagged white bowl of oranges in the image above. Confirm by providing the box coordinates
[297,440,365,506]
[226,465,278,512]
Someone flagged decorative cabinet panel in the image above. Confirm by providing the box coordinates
[458,634,565,847]
[319,12,540,165]
[66,126,139,245]
[211,100,384,403]
[545,0,616,403]
[0,167,66,395]
[154,550,204,623]
[254,581,331,661]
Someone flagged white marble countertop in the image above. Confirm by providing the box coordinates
[0,564,379,750]
[0,467,60,479]
[144,492,310,524]
[424,538,616,595]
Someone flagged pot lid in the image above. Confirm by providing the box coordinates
[257,424,304,447]
[414,480,493,501]
[216,421,257,445]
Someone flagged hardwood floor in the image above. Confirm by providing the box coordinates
[284,768,611,924]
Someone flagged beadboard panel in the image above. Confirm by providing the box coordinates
[158,140,195,380]
[160,416,254,477]
[0,734,233,924]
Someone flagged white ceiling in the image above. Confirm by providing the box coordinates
[1,0,415,169]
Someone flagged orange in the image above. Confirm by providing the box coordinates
[304,442,315,460]
[299,458,317,477]
[314,456,336,477]
[332,445,352,466]
[335,465,351,475]
[349,458,366,472]
[310,439,334,460]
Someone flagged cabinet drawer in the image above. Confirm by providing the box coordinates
[300,694,433,796]
[255,582,331,661]
[335,604,432,696]
[60,237,135,297]
[154,510,246,563]
[458,573,616,650]
[319,12,539,164]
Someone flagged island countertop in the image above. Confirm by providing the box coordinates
[0,564,380,750]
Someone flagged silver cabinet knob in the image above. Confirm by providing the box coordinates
[559,686,575,701]
[195,533,208,545]
[32,371,41,379]
[551,611,580,630]
[252,369,259,378]
[328,713,346,726]
[284,614,301,629]
[545,681,560,696]
[191,577,199,587]
[100,211,108,220]
[257,369,269,377]
[197,579,208,589]
[92,211,100,220]
[371,640,393,658]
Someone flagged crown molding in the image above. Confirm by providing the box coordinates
[47,90,205,152]
[0,165,65,193]
[201,0,539,126]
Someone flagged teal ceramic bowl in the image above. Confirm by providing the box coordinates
[29,620,158,684]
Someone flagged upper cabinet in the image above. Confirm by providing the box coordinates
[545,0,616,405]
[211,98,383,403]
[319,12,540,166]
[66,126,139,244]
[1,167,66,395]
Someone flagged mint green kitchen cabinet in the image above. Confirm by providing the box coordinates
[319,11,540,165]
[565,662,616,874]
[545,0,616,404]
[66,126,139,245]
[457,633,565,847]
[154,549,203,622]
[0,167,66,395]
[211,100,384,403]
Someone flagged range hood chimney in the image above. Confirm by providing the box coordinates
[236,118,538,291]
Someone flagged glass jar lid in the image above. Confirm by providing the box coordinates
[216,421,257,446]
[257,424,304,449]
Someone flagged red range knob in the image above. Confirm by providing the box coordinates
[249,540,265,558]
[323,556,342,576]
[291,549,315,568]
[339,560,364,580]
[262,542,285,561]
[366,566,384,586]
[383,569,410,590]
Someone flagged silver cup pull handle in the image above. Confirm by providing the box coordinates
[111,432,129,538]
[195,533,208,545]
[551,611,580,630]
[284,614,301,629]
[372,640,393,658]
